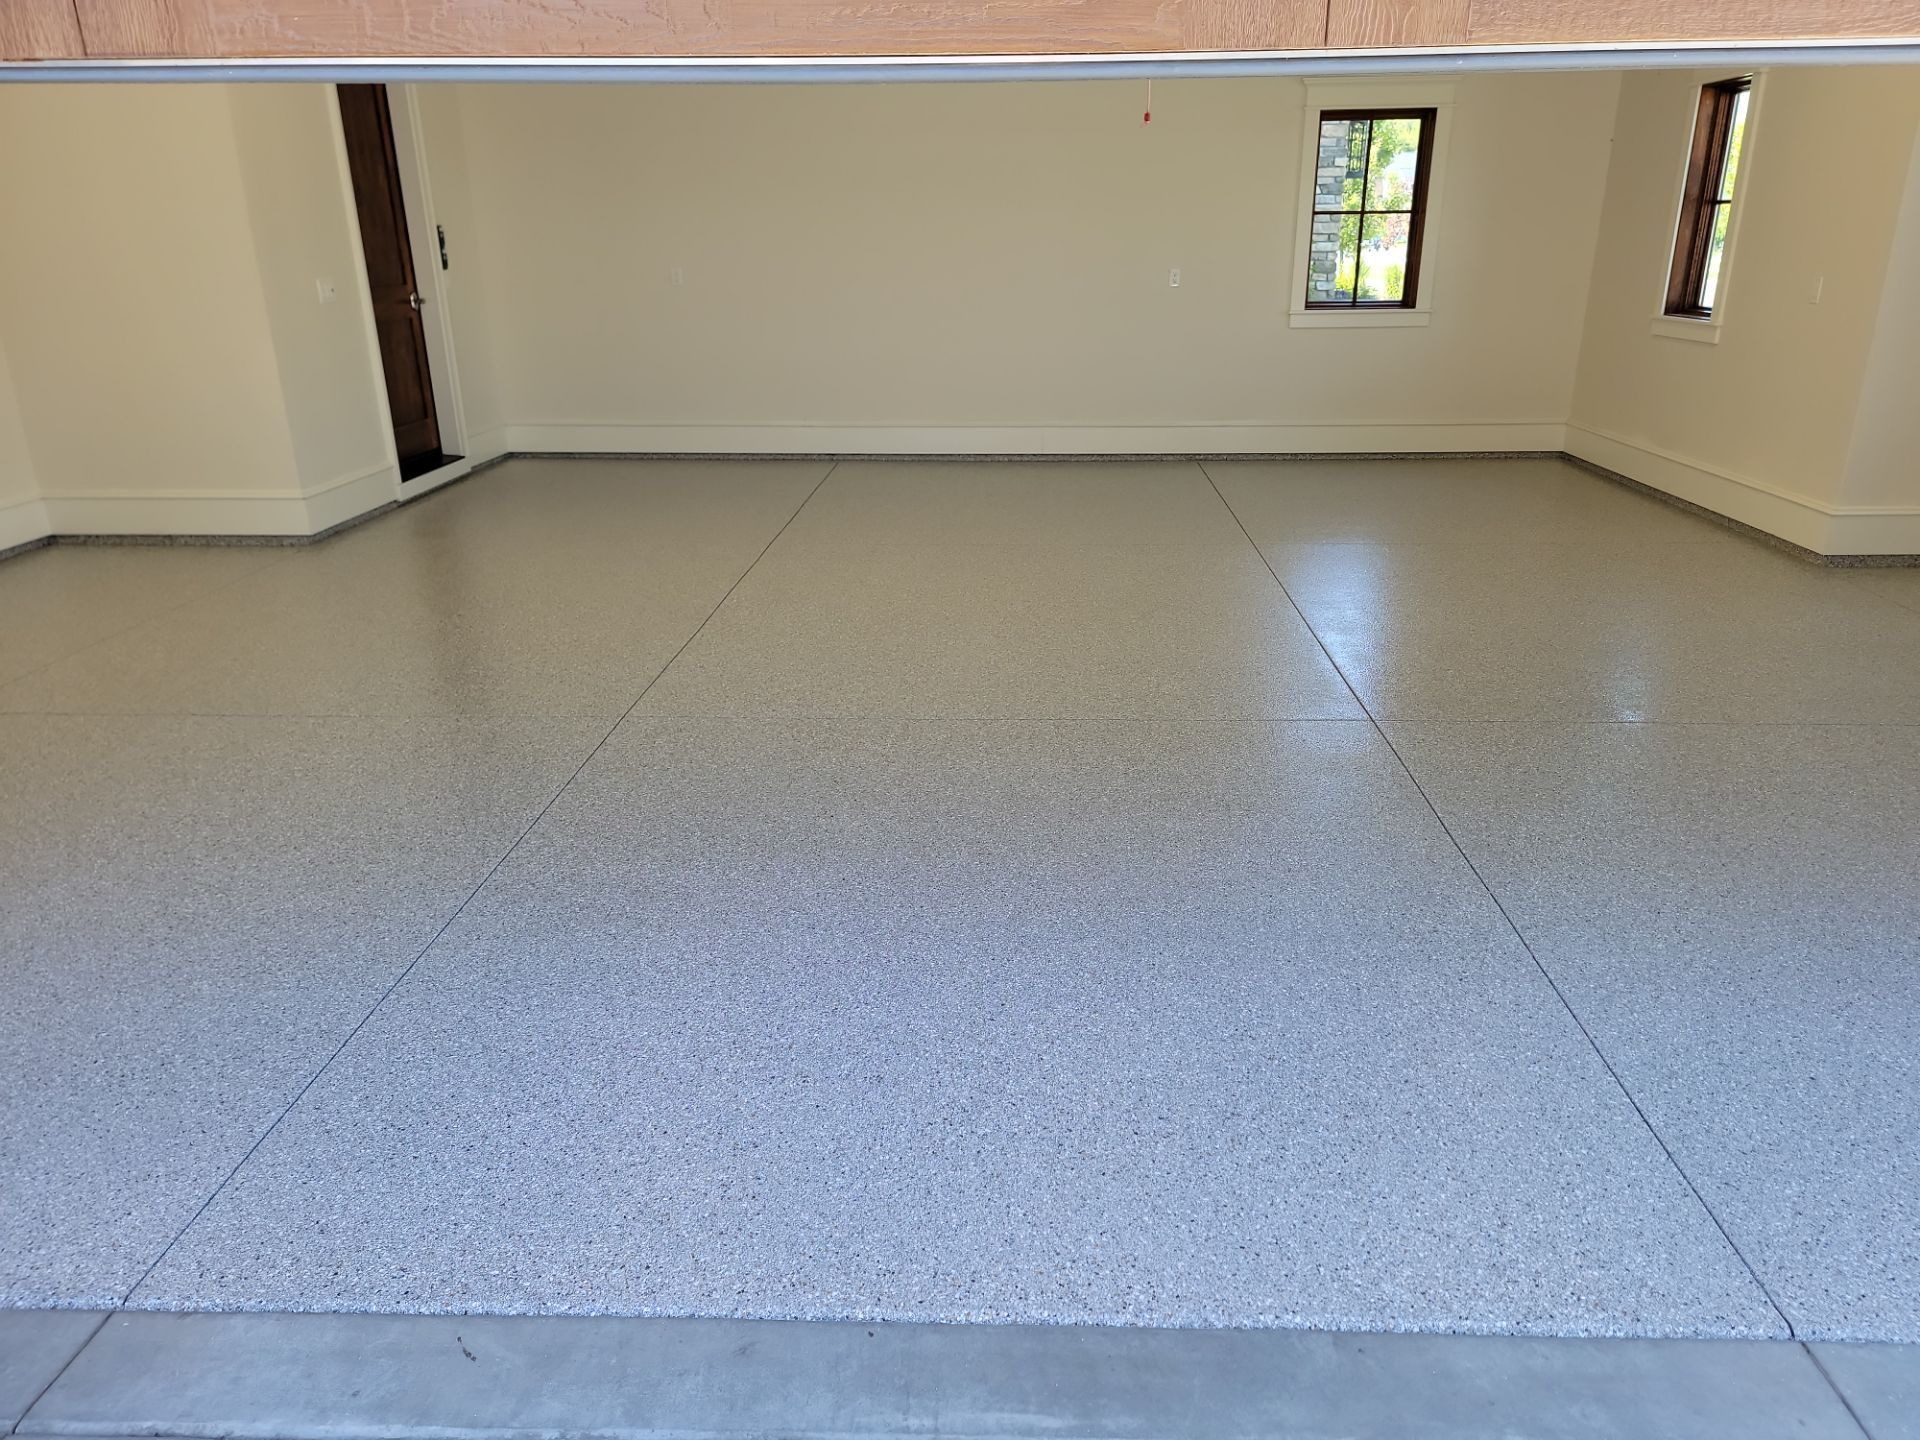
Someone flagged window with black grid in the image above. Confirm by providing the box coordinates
[1304,108,1436,309]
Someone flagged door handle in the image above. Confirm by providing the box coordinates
[408,292,423,311]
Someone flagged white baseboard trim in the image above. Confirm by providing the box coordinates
[1824,508,1920,556]
[304,462,400,534]
[20,424,1908,556]
[0,494,51,552]
[41,490,318,537]
[465,426,510,465]
[36,461,399,539]
[501,420,1570,457]
[1565,423,1920,556]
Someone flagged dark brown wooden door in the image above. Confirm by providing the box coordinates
[338,83,441,471]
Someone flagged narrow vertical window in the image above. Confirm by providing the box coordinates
[1666,78,1752,318]
[1305,109,1436,309]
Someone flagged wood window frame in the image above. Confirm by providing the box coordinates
[1665,77,1752,319]
[1304,107,1438,311]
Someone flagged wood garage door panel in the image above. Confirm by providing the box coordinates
[1328,0,1470,46]
[49,0,1920,61]
[70,0,1326,57]
[1,0,85,58]
[1175,0,1325,48]
[1468,0,1920,41]
[71,0,206,55]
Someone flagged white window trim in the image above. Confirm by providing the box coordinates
[1651,69,1768,343]
[1289,80,1455,330]
[1650,315,1723,345]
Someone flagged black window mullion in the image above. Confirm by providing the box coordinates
[1350,118,1375,308]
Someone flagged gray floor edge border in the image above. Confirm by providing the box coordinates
[40,503,399,549]
[505,449,1567,462]
[9,1308,1915,1440]
[0,535,55,565]
[5,450,1917,570]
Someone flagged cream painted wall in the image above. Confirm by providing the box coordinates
[0,71,1913,551]
[1842,118,1920,515]
[1568,67,1920,552]
[413,84,506,453]
[0,341,45,551]
[227,85,397,523]
[0,86,301,517]
[0,342,36,508]
[0,83,396,537]
[435,73,1620,452]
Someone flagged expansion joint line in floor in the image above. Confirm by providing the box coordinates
[108,462,841,1312]
[1803,1341,1884,1440]
[1192,458,1801,1343]
[7,1311,109,1439]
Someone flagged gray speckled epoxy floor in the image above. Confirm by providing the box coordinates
[3,456,1918,1344]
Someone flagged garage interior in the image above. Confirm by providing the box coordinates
[2,45,1920,1440]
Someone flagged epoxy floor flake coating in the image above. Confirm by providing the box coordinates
[3,455,1917,1339]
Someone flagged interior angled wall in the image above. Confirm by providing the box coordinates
[1840,121,1920,527]
[1568,66,1920,554]
[0,82,395,541]
[228,85,399,532]
[0,340,45,552]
